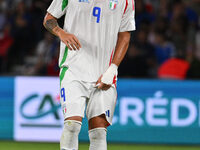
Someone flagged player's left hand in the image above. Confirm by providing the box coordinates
[95,76,111,91]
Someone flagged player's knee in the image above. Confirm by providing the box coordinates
[64,120,82,134]
[89,128,107,140]
[89,128,107,150]
[60,120,82,150]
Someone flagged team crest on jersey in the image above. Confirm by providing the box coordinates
[79,0,89,3]
[109,0,118,10]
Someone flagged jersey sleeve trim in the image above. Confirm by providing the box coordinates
[119,27,136,32]
[47,0,68,19]
[119,0,136,32]
[62,0,68,11]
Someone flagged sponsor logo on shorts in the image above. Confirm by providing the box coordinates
[62,104,67,114]
[105,110,110,117]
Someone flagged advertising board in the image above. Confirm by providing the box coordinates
[0,77,14,139]
[109,79,200,144]
[14,77,63,142]
[12,77,200,144]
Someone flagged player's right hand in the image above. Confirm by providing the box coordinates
[58,29,81,50]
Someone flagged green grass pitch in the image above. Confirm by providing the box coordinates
[1,141,200,150]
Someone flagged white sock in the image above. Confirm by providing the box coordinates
[60,120,82,150]
[89,128,107,150]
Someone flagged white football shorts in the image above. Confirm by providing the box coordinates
[60,67,117,125]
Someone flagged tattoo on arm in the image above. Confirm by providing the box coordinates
[45,19,59,35]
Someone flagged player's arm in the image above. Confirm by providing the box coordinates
[97,32,130,90]
[97,0,135,90]
[112,32,130,66]
[43,13,81,50]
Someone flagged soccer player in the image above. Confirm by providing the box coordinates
[44,0,135,149]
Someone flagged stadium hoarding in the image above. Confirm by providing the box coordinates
[14,77,63,142]
[108,79,200,144]
[0,77,14,140]
[8,77,200,144]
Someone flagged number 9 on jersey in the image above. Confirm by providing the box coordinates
[93,7,101,23]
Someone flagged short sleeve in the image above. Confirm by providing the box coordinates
[119,0,136,32]
[47,0,68,19]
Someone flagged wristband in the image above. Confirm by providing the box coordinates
[101,63,118,85]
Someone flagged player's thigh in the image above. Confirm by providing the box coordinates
[65,116,83,122]
[60,79,87,121]
[87,87,117,128]
[88,114,109,130]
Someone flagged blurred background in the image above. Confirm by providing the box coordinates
[0,0,200,150]
[0,0,200,79]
